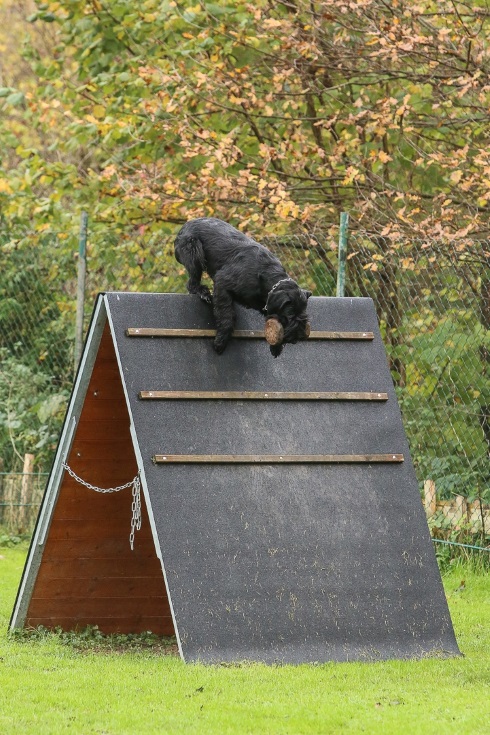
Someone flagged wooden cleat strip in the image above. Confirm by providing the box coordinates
[152,454,404,464]
[126,327,374,340]
[140,390,388,401]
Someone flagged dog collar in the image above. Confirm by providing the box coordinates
[265,277,294,314]
[267,277,294,296]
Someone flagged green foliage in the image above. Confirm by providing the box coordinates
[0,531,25,547]
[345,238,490,504]
[397,311,489,498]
[9,624,178,654]
[0,254,72,378]
[0,230,73,470]
[433,541,490,574]
[0,350,69,470]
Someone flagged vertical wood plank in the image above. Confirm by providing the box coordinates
[423,479,437,516]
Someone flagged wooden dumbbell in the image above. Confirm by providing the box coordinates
[264,318,311,345]
[264,318,284,346]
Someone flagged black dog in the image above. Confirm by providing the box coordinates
[174,217,311,356]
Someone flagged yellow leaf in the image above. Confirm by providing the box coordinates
[92,105,106,119]
[263,18,283,28]
[450,170,463,184]
[0,179,13,194]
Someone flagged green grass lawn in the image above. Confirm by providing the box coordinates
[0,545,489,735]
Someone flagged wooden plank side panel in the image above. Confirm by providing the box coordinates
[62,439,140,462]
[47,494,145,521]
[31,537,158,558]
[30,576,169,599]
[28,596,171,618]
[46,517,155,541]
[72,399,132,423]
[54,459,141,481]
[26,322,174,636]
[37,556,164,580]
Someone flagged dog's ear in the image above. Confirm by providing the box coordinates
[303,289,312,300]
[266,289,290,316]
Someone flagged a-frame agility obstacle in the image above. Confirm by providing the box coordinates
[11,293,460,664]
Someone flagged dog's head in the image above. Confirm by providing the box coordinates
[265,279,312,357]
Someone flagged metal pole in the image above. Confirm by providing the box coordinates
[74,211,88,377]
[336,211,349,297]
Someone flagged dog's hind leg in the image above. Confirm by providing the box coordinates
[212,276,236,354]
[174,236,213,304]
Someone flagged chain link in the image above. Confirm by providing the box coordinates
[62,462,142,550]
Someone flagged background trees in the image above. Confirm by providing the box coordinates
[2,0,490,244]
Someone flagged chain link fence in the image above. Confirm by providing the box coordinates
[1,225,489,543]
[345,236,489,547]
[0,470,48,537]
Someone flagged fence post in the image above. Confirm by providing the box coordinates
[336,211,349,297]
[74,211,88,378]
[424,479,437,516]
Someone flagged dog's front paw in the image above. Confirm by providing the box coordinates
[198,287,213,305]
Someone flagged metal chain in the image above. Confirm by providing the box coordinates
[62,462,142,550]
[129,473,142,550]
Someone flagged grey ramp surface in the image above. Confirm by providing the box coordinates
[106,292,460,663]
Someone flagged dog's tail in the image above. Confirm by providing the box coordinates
[174,231,207,271]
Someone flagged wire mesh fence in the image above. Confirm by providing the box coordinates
[0,470,48,535]
[0,224,488,542]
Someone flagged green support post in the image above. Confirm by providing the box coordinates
[74,211,88,377]
[336,212,349,298]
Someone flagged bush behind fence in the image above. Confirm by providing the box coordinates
[0,226,489,541]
